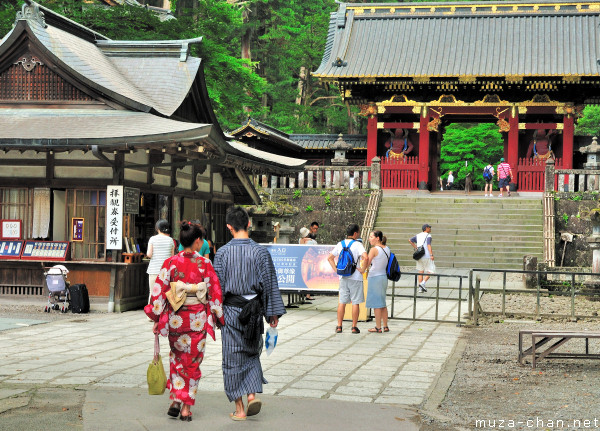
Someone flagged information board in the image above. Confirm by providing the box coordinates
[20,241,70,261]
[0,240,24,260]
[123,187,140,214]
[264,244,339,292]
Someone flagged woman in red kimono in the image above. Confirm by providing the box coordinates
[144,221,224,422]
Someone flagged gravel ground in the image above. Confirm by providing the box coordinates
[422,296,600,431]
[0,303,107,322]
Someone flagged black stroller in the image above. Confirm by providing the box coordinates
[44,265,70,313]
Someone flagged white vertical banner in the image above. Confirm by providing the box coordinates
[106,185,123,250]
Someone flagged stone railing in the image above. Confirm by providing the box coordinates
[253,159,381,190]
[545,158,600,193]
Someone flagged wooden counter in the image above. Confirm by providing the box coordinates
[0,260,148,312]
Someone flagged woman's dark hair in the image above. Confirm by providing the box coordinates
[372,230,387,246]
[155,219,169,234]
[179,220,203,248]
[226,206,249,232]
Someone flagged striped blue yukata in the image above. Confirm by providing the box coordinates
[214,238,286,402]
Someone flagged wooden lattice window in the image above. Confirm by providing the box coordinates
[0,188,33,239]
[0,55,93,101]
[66,190,106,260]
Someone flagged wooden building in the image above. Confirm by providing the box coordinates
[0,1,305,310]
[231,118,367,166]
[314,1,600,191]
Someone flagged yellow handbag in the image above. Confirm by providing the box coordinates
[147,333,167,395]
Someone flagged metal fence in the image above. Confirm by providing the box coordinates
[385,271,469,326]
[469,268,600,325]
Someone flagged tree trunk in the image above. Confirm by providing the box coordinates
[295,67,306,105]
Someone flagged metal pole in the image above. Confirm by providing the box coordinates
[457,276,463,326]
[502,271,507,317]
[474,275,481,325]
[571,273,576,321]
[468,270,473,318]
[391,280,396,318]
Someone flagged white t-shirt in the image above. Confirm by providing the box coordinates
[368,245,390,278]
[410,232,432,259]
[330,238,366,281]
[146,234,174,274]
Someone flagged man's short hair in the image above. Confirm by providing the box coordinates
[310,221,319,228]
[346,223,360,237]
[226,206,249,232]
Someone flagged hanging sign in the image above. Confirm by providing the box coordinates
[71,217,84,242]
[123,187,140,214]
[106,186,123,250]
[1,219,22,240]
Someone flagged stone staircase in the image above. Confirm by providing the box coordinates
[374,194,544,269]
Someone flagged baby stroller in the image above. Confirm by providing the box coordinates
[44,265,70,313]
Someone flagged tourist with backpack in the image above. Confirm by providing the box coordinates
[327,224,367,334]
[364,230,392,333]
[483,163,495,197]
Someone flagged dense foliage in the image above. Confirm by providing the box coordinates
[440,123,504,190]
[575,105,600,137]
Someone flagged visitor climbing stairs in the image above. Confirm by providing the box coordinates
[373,193,544,270]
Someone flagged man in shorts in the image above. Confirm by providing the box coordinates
[409,224,435,293]
[497,158,513,197]
[483,162,495,197]
[328,224,367,334]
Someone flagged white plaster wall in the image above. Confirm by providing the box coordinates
[125,168,147,183]
[55,166,112,179]
[3,166,45,177]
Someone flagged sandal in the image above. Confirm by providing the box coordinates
[179,412,192,422]
[383,326,390,332]
[167,402,181,417]
[230,412,247,421]
[246,398,262,416]
[368,327,382,333]
[335,326,342,333]
[351,326,360,334]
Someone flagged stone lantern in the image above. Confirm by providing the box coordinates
[330,134,352,166]
[580,136,600,169]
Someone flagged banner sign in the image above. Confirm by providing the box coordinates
[106,186,123,250]
[264,244,339,292]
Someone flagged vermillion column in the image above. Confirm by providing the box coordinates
[418,106,430,190]
[366,113,378,167]
[508,109,519,189]
[563,113,574,191]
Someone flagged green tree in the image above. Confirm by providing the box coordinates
[575,105,600,137]
[440,123,504,190]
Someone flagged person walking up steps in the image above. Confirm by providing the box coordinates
[483,162,495,197]
[409,224,435,293]
[497,158,513,197]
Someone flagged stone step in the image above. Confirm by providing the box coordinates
[374,195,544,270]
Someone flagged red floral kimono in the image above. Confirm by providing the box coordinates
[144,251,224,405]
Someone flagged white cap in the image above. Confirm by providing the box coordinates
[299,227,310,238]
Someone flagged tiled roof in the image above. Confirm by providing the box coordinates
[227,142,306,168]
[0,109,210,145]
[5,2,201,116]
[314,1,600,79]
[289,134,367,150]
[230,119,302,151]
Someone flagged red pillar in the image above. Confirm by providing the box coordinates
[366,115,378,166]
[508,112,519,187]
[563,114,574,191]
[418,111,430,190]
[563,115,574,169]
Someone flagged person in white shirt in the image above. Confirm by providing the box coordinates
[364,230,390,333]
[446,171,454,190]
[409,224,435,293]
[328,224,367,334]
[146,219,174,303]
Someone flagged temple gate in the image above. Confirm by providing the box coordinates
[314,1,600,191]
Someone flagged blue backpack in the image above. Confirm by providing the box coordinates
[336,240,357,276]
[483,166,493,180]
[380,247,401,282]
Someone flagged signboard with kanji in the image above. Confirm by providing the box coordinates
[106,186,123,250]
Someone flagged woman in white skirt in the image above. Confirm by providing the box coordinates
[364,230,390,333]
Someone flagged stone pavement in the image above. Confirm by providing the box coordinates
[0,294,465,430]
